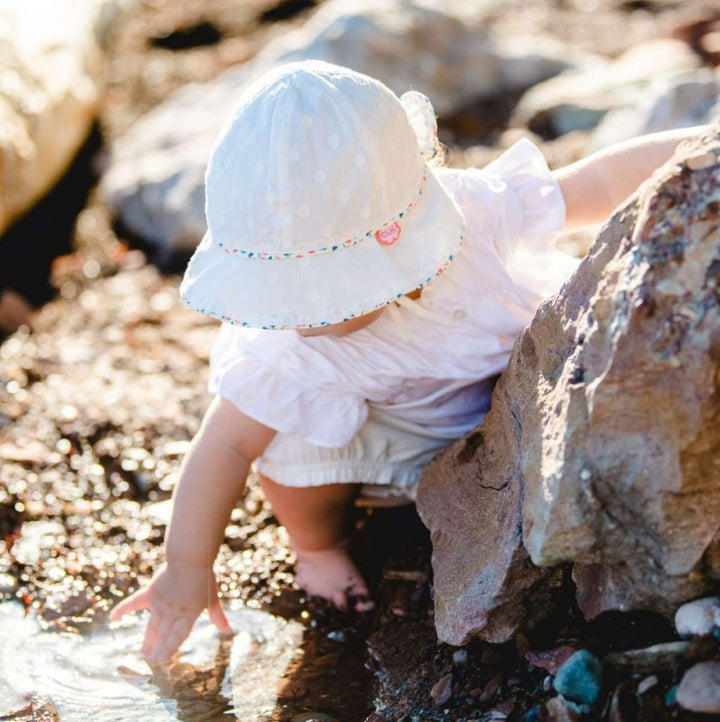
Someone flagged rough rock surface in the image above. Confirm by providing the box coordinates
[0,0,102,236]
[101,0,579,252]
[417,125,720,646]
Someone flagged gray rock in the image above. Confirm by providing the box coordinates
[676,661,720,714]
[514,38,701,136]
[675,596,720,637]
[417,126,720,644]
[590,68,720,152]
[101,0,578,252]
[0,0,101,236]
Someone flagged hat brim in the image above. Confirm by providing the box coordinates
[180,168,464,329]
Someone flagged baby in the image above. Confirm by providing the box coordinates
[110,60,704,665]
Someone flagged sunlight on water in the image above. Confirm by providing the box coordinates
[0,601,303,721]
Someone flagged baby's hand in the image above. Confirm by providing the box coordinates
[109,561,233,665]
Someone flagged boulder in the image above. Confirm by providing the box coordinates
[101,0,580,252]
[0,0,102,237]
[514,38,702,137]
[417,125,720,645]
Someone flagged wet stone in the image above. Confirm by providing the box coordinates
[552,650,602,705]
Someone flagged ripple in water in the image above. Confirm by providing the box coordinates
[0,601,303,721]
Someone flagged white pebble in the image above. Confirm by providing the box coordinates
[675,596,720,637]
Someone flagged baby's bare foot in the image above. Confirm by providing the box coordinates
[294,546,374,613]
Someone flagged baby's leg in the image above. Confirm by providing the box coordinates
[258,474,374,612]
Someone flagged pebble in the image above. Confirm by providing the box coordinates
[526,645,577,675]
[452,649,468,666]
[676,661,720,714]
[479,673,502,703]
[553,650,602,705]
[431,673,453,707]
[545,696,581,722]
[685,151,717,171]
[637,675,658,695]
[674,596,720,637]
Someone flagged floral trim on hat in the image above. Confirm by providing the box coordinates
[400,91,441,163]
[183,235,462,330]
[217,168,429,261]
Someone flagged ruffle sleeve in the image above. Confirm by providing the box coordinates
[473,137,566,257]
[440,138,578,300]
[208,325,369,448]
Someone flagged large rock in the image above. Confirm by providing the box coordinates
[101,0,581,252]
[514,38,702,137]
[417,125,720,645]
[0,0,102,236]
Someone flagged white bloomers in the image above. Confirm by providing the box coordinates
[255,407,467,503]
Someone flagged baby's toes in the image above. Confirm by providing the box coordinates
[353,595,375,613]
[330,590,349,611]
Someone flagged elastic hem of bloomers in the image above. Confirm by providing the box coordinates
[253,458,424,501]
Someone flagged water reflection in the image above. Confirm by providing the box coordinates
[0,601,303,721]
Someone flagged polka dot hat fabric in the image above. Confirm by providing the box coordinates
[181,60,465,329]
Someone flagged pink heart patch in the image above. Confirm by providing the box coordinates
[375,222,402,247]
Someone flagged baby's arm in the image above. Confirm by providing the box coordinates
[554,125,709,229]
[110,396,275,665]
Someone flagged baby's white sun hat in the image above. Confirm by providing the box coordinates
[181,60,465,329]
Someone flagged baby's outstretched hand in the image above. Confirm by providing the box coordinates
[109,561,233,666]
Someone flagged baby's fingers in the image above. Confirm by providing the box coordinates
[109,586,151,621]
[148,616,194,666]
[208,596,233,636]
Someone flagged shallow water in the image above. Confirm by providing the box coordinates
[0,601,304,721]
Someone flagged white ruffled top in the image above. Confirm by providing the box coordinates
[209,139,580,448]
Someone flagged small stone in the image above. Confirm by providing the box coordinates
[479,673,502,703]
[524,706,540,722]
[545,696,581,722]
[553,650,602,705]
[326,630,348,643]
[676,661,720,714]
[637,675,658,695]
[543,675,554,691]
[452,649,468,666]
[365,714,388,722]
[674,596,720,637]
[431,673,453,707]
[686,152,717,171]
[526,645,577,675]
[665,685,678,706]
